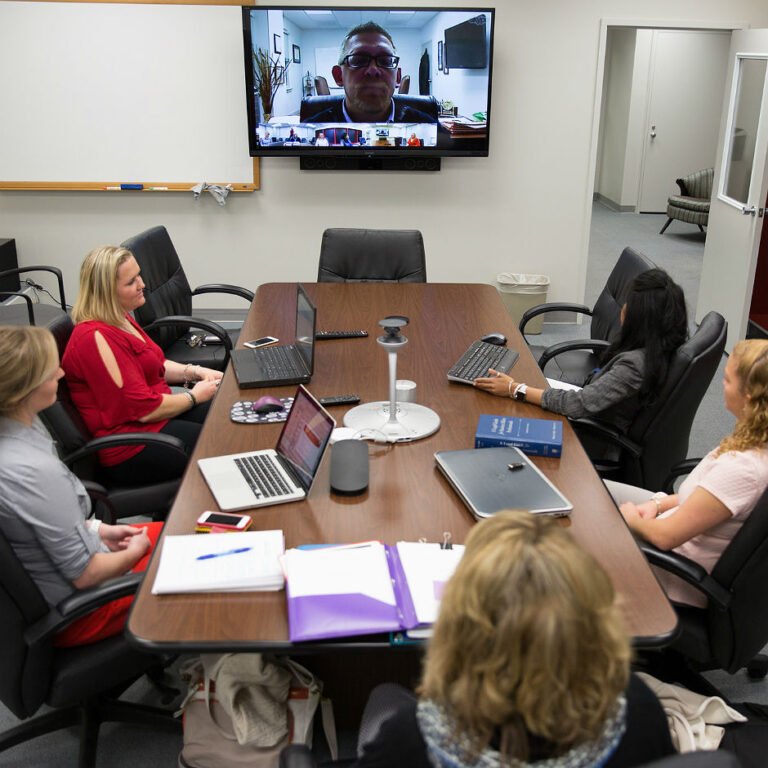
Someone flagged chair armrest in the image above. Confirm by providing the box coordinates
[279,744,318,768]
[570,416,643,462]
[144,316,233,362]
[0,265,67,311]
[638,541,731,610]
[0,291,35,324]
[519,302,593,336]
[661,459,703,493]
[537,338,611,371]
[25,573,143,646]
[192,283,255,303]
[62,432,187,467]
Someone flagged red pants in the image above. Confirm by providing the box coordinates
[55,522,163,647]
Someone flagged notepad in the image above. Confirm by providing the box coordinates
[281,541,465,642]
[151,530,285,594]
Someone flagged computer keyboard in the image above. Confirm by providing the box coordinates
[235,454,292,499]
[255,345,299,378]
[447,340,519,385]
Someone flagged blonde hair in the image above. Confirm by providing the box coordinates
[719,339,768,455]
[71,245,133,327]
[420,510,630,759]
[0,326,59,417]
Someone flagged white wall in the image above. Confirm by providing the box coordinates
[3,0,768,311]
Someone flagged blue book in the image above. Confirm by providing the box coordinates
[474,415,563,458]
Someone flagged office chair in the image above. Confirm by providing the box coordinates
[121,225,254,370]
[0,526,178,768]
[314,75,331,95]
[0,265,68,326]
[639,471,768,688]
[398,74,411,94]
[317,228,427,283]
[520,247,656,385]
[660,167,714,235]
[38,313,187,523]
[572,311,726,490]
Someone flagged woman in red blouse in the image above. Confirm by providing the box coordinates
[63,245,222,484]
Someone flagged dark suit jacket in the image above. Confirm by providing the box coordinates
[300,95,439,124]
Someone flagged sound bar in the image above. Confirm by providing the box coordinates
[300,156,441,172]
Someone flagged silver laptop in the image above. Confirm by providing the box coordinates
[434,446,572,518]
[231,285,316,388]
[198,385,335,511]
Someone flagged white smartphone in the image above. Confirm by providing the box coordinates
[243,336,279,349]
[196,511,252,530]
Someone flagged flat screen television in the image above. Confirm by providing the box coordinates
[241,6,495,169]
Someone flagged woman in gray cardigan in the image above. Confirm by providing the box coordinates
[475,269,688,435]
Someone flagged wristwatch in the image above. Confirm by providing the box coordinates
[513,383,528,402]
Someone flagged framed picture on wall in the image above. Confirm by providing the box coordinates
[292,44,301,64]
[273,34,282,54]
[438,40,443,71]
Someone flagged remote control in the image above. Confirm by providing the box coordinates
[318,395,361,406]
[315,330,369,340]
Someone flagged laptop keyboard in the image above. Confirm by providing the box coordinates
[447,341,519,384]
[235,454,293,499]
[255,345,300,378]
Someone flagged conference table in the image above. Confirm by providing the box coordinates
[128,282,677,653]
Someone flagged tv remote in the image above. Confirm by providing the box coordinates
[315,330,369,340]
[318,395,361,406]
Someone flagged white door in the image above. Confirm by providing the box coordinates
[638,30,730,212]
[696,29,768,352]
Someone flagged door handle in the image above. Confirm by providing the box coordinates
[742,206,757,216]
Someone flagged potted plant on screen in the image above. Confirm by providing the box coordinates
[252,48,288,123]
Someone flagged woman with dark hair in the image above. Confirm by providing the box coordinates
[475,269,688,436]
[354,511,673,767]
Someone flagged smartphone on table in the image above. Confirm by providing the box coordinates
[243,336,278,349]
[196,511,252,531]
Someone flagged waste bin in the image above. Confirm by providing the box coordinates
[496,273,550,334]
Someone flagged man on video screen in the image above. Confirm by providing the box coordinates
[300,22,437,124]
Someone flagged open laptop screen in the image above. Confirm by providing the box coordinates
[276,386,334,490]
[295,284,316,373]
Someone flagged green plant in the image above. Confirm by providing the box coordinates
[252,48,287,117]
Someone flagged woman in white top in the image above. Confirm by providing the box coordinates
[614,338,768,606]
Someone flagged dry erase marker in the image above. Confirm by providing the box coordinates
[507,462,525,471]
[105,186,120,190]
[120,183,143,190]
[147,186,169,191]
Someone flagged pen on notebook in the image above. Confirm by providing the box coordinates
[507,462,525,471]
[196,546,252,561]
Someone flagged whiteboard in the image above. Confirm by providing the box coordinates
[0,2,256,187]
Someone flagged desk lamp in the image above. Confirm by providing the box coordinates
[343,316,440,442]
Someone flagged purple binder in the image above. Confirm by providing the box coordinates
[286,545,420,642]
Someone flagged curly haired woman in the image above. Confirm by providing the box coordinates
[614,339,768,606]
[355,511,673,768]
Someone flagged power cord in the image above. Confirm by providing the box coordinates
[23,278,72,310]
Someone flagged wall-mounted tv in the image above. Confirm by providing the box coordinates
[241,6,495,169]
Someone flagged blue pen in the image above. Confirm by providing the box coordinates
[196,546,252,561]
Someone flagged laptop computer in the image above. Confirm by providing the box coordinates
[446,340,519,385]
[434,446,572,519]
[231,284,316,388]
[198,385,335,511]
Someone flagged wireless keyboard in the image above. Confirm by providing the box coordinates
[447,340,519,385]
[315,330,369,340]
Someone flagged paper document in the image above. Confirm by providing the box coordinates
[152,530,285,594]
[546,377,583,392]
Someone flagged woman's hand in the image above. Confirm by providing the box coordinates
[620,501,658,523]
[196,366,223,383]
[190,377,220,404]
[474,369,516,397]
[100,524,149,552]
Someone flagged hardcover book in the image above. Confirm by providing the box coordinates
[475,414,563,457]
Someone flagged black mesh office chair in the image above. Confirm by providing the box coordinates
[0,527,178,768]
[38,313,186,523]
[121,226,253,370]
[317,228,427,283]
[519,247,656,385]
[572,311,726,490]
[0,265,68,326]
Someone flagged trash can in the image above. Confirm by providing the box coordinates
[496,273,550,334]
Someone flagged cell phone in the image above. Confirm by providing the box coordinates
[243,336,279,349]
[196,511,252,530]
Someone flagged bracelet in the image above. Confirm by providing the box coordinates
[184,389,197,408]
[508,379,515,397]
[183,363,194,384]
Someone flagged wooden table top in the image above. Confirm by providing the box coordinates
[127,282,677,652]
